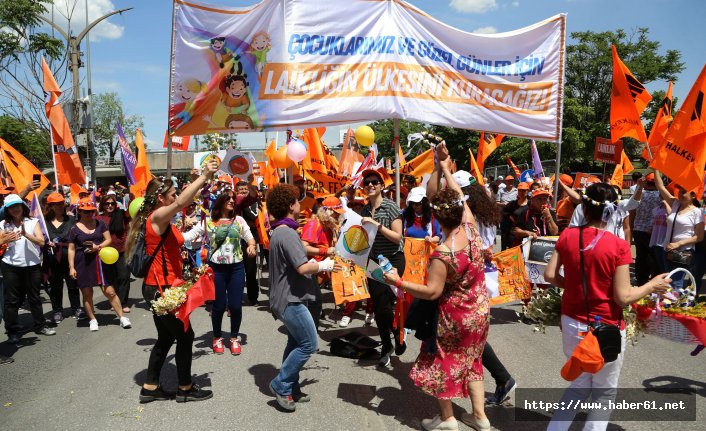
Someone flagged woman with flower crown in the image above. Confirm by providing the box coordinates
[126,159,218,404]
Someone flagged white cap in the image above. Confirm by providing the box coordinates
[452,170,475,188]
[106,190,117,196]
[406,187,427,204]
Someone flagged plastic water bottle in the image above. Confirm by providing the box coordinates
[378,254,393,273]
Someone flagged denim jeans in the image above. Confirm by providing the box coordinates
[270,303,318,396]
[209,261,245,338]
[650,245,669,275]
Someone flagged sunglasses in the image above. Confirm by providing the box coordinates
[105,202,116,207]
[363,179,381,187]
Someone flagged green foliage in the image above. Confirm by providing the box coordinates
[92,92,144,161]
[202,133,239,151]
[0,114,50,164]
[0,0,64,65]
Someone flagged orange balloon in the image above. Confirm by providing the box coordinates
[272,145,292,169]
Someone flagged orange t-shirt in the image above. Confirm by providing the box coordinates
[144,214,185,287]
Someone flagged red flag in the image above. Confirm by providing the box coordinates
[163,131,191,151]
[610,45,652,142]
[42,58,86,185]
[650,65,706,192]
[174,267,216,332]
[643,81,674,161]
[477,132,505,172]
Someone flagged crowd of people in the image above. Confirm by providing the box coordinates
[0,144,704,431]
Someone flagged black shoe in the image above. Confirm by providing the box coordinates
[175,383,213,403]
[139,386,175,403]
[485,377,517,405]
[0,355,14,365]
[7,334,20,344]
[269,381,296,411]
[292,391,310,403]
[394,335,407,356]
[378,348,392,368]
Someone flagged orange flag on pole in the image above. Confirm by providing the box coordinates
[42,58,86,185]
[477,132,505,172]
[263,140,280,188]
[130,129,152,197]
[505,156,522,177]
[302,128,327,174]
[610,150,634,188]
[643,81,674,161]
[339,128,364,177]
[0,138,50,199]
[610,45,652,143]
[323,144,339,173]
[469,149,485,186]
[650,65,706,192]
[396,148,435,178]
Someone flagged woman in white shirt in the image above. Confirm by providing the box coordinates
[654,171,705,285]
[0,194,54,343]
[183,190,256,356]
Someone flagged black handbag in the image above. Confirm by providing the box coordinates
[664,203,694,266]
[580,227,622,363]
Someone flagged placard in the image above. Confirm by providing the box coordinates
[594,137,623,164]
[526,236,559,265]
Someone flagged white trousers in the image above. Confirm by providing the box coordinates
[547,315,626,431]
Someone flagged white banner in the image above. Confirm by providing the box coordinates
[170,0,566,141]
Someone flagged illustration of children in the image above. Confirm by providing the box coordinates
[207,36,233,69]
[169,78,206,132]
[247,31,271,77]
[224,114,254,130]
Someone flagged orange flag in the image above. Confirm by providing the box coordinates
[643,81,674,161]
[505,156,522,177]
[610,151,634,188]
[610,45,652,142]
[339,128,364,177]
[70,183,85,204]
[469,149,485,186]
[397,140,407,167]
[302,128,327,174]
[0,138,50,199]
[263,140,280,188]
[42,58,86,185]
[650,65,706,192]
[323,145,339,173]
[477,132,505,172]
[130,129,152,197]
[395,148,435,178]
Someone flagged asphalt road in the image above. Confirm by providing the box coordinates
[1,266,704,431]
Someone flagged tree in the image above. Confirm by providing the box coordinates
[201,133,240,151]
[0,0,66,127]
[0,114,51,166]
[562,28,684,169]
[92,92,144,162]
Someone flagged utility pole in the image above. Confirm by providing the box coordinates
[40,7,133,186]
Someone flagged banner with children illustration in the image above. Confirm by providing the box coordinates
[488,245,531,306]
[169,0,566,142]
[402,238,434,285]
[331,257,370,305]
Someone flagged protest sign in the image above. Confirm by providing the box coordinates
[331,257,370,305]
[335,210,378,269]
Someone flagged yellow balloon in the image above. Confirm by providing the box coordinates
[99,246,119,265]
[355,125,375,147]
[128,197,144,219]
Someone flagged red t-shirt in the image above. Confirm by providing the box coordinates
[556,226,632,329]
[144,215,185,287]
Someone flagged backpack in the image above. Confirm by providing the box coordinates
[330,331,380,359]
[128,226,169,278]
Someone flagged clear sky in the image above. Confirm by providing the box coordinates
[40,0,705,151]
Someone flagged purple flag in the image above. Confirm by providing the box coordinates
[117,122,137,185]
[29,194,50,241]
[531,140,544,179]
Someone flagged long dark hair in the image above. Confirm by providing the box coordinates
[99,195,126,236]
[4,203,29,222]
[582,182,619,223]
[466,183,501,227]
[45,203,67,222]
[211,190,235,220]
[402,197,432,230]
[125,178,174,258]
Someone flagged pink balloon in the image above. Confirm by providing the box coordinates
[287,139,307,162]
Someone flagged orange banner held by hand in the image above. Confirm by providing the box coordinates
[331,257,369,305]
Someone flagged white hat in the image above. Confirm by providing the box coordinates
[106,190,117,196]
[3,194,25,208]
[406,187,427,204]
[452,170,476,188]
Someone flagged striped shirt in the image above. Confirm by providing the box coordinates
[362,198,403,257]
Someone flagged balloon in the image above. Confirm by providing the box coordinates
[99,246,119,265]
[272,145,292,169]
[128,197,144,219]
[355,125,375,147]
[287,139,307,163]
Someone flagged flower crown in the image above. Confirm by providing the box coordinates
[432,199,464,210]
[580,191,619,207]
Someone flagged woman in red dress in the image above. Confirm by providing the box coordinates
[384,148,490,431]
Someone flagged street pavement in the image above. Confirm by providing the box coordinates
[1,264,704,431]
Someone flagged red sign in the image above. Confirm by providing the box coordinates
[163,131,191,151]
[593,137,622,164]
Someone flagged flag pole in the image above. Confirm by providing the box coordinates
[167,136,173,178]
[394,118,400,206]
[552,140,562,206]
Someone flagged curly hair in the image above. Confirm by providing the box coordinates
[430,188,464,230]
[266,184,299,220]
[466,183,501,227]
[211,190,235,220]
[125,177,174,258]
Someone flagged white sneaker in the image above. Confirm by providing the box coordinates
[421,415,458,431]
[365,313,375,326]
[120,316,132,329]
[460,413,490,431]
[89,319,99,332]
[338,316,351,327]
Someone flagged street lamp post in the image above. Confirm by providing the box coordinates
[39,8,133,185]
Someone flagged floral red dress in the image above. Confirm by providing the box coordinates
[409,223,490,399]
